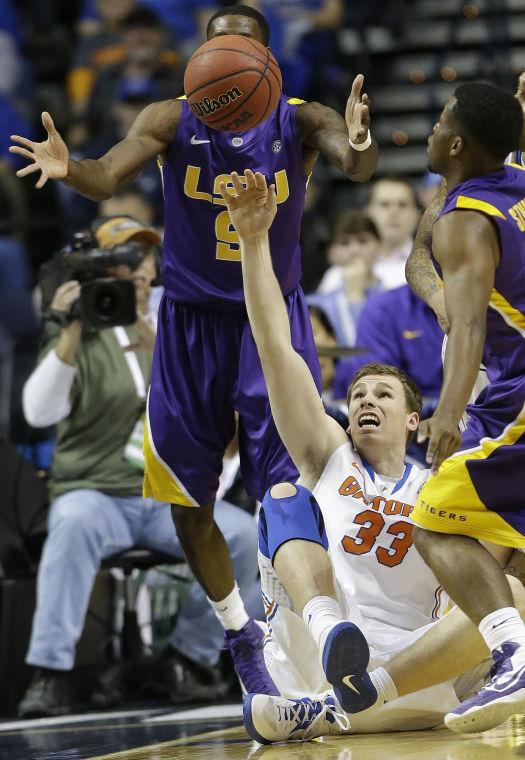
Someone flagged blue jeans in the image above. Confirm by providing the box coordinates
[26,490,260,670]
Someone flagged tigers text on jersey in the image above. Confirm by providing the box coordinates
[312,441,446,635]
[160,95,307,309]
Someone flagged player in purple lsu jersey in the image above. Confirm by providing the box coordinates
[385,82,525,734]
[10,4,377,693]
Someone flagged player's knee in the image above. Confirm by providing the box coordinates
[260,483,327,561]
[269,482,297,499]
[263,484,318,520]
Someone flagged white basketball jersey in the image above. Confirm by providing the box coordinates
[313,441,447,635]
[259,441,452,707]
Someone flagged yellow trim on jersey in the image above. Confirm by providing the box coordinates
[412,402,525,547]
[143,402,199,507]
[177,95,187,100]
[287,97,306,105]
[508,162,525,171]
[455,195,507,219]
[489,289,525,337]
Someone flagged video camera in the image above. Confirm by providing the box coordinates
[47,231,146,329]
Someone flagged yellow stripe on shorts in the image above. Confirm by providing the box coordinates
[142,396,199,507]
[412,403,525,548]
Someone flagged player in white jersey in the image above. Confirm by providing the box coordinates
[219,170,525,744]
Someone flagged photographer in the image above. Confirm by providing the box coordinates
[18,217,259,717]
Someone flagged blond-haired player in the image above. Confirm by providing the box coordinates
[219,169,524,743]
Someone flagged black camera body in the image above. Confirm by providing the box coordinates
[54,232,143,329]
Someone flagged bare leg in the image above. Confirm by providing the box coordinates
[384,575,525,696]
[274,540,337,613]
[171,503,235,601]
[413,528,514,624]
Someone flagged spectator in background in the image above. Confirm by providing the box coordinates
[100,183,155,226]
[310,210,381,345]
[366,176,420,290]
[0,0,27,98]
[60,78,164,233]
[298,174,333,293]
[307,305,338,402]
[68,0,137,124]
[333,283,444,463]
[87,7,183,136]
[17,217,259,717]
[78,0,217,59]
[246,0,344,98]
[307,303,350,429]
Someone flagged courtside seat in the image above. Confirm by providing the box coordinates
[101,548,187,660]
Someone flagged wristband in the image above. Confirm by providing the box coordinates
[349,131,372,151]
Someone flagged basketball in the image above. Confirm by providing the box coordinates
[184,35,282,133]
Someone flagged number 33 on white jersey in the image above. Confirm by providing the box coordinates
[313,442,447,633]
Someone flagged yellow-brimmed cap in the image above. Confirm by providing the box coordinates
[94,216,161,248]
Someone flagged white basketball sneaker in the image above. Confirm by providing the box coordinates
[243,691,350,744]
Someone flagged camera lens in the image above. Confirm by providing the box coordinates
[80,279,136,328]
[94,285,119,318]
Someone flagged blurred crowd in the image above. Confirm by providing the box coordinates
[0,0,449,718]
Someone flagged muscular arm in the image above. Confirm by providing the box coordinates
[405,183,448,326]
[296,100,378,181]
[66,100,181,201]
[241,232,347,482]
[432,210,498,425]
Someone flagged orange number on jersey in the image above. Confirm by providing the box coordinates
[341,510,385,556]
[375,521,414,568]
[342,512,414,567]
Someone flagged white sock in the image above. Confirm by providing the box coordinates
[208,583,249,632]
[369,666,398,705]
[302,596,344,655]
[478,607,525,652]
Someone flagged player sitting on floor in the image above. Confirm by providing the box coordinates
[218,169,525,744]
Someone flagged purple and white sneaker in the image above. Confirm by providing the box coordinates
[225,619,279,696]
[244,691,350,743]
[445,642,525,733]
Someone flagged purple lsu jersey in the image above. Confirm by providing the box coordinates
[160,95,308,309]
[438,165,525,384]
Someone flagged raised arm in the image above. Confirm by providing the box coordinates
[417,210,498,471]
[220,170,346,482]
[296,74,378,181]
[10,99,181,201]
[405,182,449,331]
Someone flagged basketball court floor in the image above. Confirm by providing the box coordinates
[1,703,525,760]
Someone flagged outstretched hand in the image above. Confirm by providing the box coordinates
[417,415,461,474]
[10,112,69,188]
[345,74,370,146]
[219,169,277,239]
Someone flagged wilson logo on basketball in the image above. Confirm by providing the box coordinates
[189,86,244,118]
